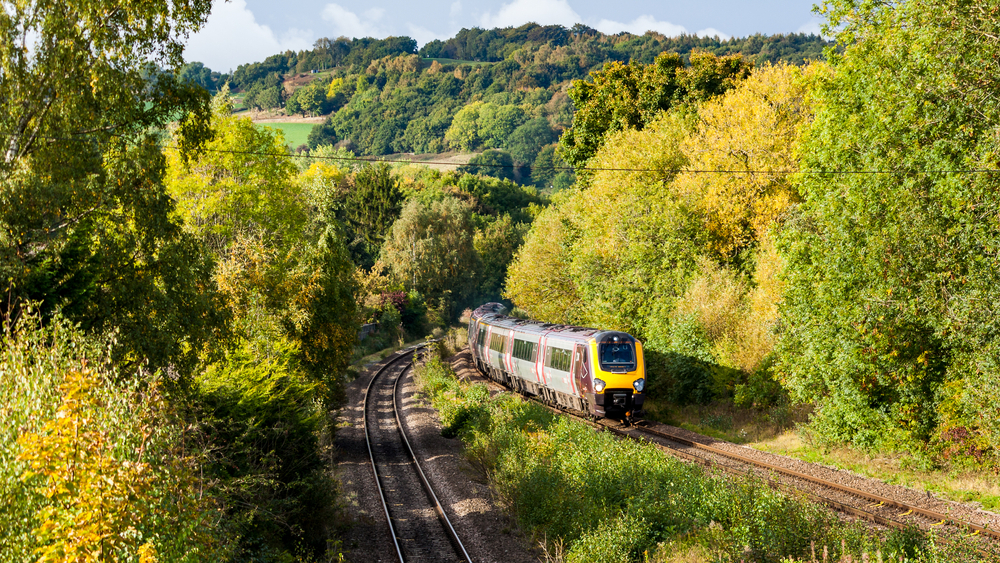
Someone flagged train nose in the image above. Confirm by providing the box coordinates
[611,392,628,409]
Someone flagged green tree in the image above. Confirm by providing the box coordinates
[0,0,226,378]
[291,81,331,116]
[477,103,527,149]
[178,61,218,91]
[444,101,483,151]
[459,149,516,182]
[380,196,479,306]
[473,214,528,303]
[559,51,752,167]
[165,91,306,254]
[777,0,1000,459]
[506,117,557,166]
[342,163,404,268]
[531,144,573,189]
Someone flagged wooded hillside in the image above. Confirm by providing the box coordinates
[184,25,829,170]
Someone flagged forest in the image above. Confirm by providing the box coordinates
[3,0,1000,561]
[182,24,830,190]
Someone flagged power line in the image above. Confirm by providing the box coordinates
[137,144,1000,176]
[4,130,1000,176]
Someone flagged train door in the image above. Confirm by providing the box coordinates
[476,324,488,361]
[573,343,592,395]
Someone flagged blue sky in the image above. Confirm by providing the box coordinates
[184,0,824,72]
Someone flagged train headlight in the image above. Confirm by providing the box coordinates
[594,378,606,393]
[633,378,645,393]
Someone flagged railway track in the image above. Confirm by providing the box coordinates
[364,348,473,563]
[632,421,1000,541]
[461,352,1000,557]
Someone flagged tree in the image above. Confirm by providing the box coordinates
[477,103,527,149]
[559,51,752,167]
[531,144,573,189]
[165,90,306,254]
[776,0,1000,458]
[444,101,483,151]
[178,61,218,91]
[673,63,811,262]
[380,196,479,306]
[308,118,339,148]
[506,117,557,166]
[458,149,516,182]
[342,163,404,269]
[0,0,226,378]
[473,215,528,304]
[290,82,331,116]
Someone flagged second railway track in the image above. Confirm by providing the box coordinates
[364,348,473,563]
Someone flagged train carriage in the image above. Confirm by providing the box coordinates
[468,303,645,421]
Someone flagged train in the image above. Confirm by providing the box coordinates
[467,303,646,421]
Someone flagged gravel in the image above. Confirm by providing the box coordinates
[334,351,539,563]
[639,420,1000,535]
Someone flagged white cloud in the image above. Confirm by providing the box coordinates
[321,3,387,39]
[594,15,686,37]
[480,0,581,28]
[797,20,822,35]
[696,27,730,40]
[184,0,314,72]
[363,7,386,21]
[408,23,451,46]
[450,1,462,18]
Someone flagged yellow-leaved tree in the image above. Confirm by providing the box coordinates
[674,63,817,261]
[507,62,819,407]
[4,317,221,563]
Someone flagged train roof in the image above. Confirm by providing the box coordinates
[471,303,634,342]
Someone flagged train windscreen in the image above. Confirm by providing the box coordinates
[598,339,636,372]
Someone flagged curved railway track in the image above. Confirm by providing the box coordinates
[364,348,473,563]
[462,352,1000,557]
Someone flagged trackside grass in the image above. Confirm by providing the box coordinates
[413,357,992,563]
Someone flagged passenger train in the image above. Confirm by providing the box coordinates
[468,303,645,421]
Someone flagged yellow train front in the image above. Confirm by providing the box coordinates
[468,303,645,421]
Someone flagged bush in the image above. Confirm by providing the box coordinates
[0,314,223,563]
[414,360,981,563]
[195,335,339,561]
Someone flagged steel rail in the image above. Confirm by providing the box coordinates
[393,351,474,563]
[363,348,416,563]
[572,405,995,557]
[635,423,1000,542]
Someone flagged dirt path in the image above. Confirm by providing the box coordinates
[251,115,326,124]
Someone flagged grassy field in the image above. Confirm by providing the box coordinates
[257,122,315,149]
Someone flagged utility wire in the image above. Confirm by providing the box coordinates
[4,130,1000,176]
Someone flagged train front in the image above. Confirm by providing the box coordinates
[588,332,645,421]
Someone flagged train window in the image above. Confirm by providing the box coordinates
[598,337,636,372]
[544,347,572,372]
[490,333,507,353]
[512,339,537,362]
[478,327,487,347]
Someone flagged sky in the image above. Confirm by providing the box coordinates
[184,0,825,72]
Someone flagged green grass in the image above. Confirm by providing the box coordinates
[257,122,315,149]
[412,358,984,563]
[752,432,1000,512]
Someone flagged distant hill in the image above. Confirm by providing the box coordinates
[183,23,831,185]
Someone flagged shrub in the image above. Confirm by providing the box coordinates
[415,361,981,563]
[195,335,338,561]
[0,314,222,563]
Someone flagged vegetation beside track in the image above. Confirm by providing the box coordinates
[414,358,988,563]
